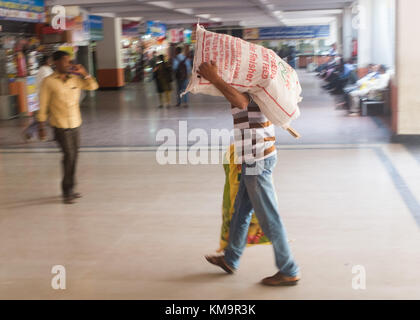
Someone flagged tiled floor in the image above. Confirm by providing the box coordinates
[0,71,420,299]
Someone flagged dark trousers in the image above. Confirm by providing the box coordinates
[54,127,80,197]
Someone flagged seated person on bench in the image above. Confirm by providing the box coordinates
[317,55,337,77]
[348,65,390,116]
[324,59,356,95]
[344,64,378,95]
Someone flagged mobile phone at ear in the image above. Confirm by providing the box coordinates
[69,65,79,75]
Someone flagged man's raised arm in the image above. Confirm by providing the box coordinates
[197,61,249,109]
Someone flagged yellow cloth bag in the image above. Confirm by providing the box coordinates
[218,145,271,252]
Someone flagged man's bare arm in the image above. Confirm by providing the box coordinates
[197,61,249,109]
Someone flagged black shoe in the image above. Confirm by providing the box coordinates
[22,131,33,143]
[63,196,75,204]
[158,105,163,108]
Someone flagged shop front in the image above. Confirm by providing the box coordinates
[0,0,46,118]
[243,25,332,69]
[121,20,142,83]
[167,28,193,60]
[141,21,168,81]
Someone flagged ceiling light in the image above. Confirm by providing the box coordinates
[282,17,336,25]
[175,8,193,15]
[210,17,222,22]
[196,14,211,19]
[285,9,342,16]
[124,17,142,21]
[94,13,116,18]
[146,1,174,9]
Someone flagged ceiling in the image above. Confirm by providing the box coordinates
[45,0,355,27]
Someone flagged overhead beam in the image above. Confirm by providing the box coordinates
[172,0,253,9]
[89,6,159,13]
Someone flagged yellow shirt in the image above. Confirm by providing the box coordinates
[37,72,99,129]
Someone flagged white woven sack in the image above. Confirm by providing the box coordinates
[183,25,302,130]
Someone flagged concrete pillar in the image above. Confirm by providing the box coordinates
[328,18,339,49]
[371,0,395,68]
[96,17,125,88]
[357,0,395,69]
[395,0,420,135]
[336,15,343,54]
[342,6,353,60]
[357,0,373,68]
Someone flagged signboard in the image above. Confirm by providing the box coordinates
[89,15,103,41]
[26,76,38,113]
[66,8,90,42]
[168,29,184,43]
[243,28,259,40]
[122,21,139,36]
[146,21,166,37]
[40,27,72,44]
[43,6,89,43]
[0,0,45,23]
[258,25,330,39]
[183,29,192,44]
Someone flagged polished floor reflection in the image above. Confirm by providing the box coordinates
[1,71,393,148]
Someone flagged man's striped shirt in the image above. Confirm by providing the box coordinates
[231,94,276,163]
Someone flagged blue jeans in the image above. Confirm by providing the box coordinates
[176,79,189,105]
[224,155,300,277]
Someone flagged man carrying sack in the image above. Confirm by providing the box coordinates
[200,61,301,286]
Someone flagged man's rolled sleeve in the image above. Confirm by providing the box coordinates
[78,76,99,91]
